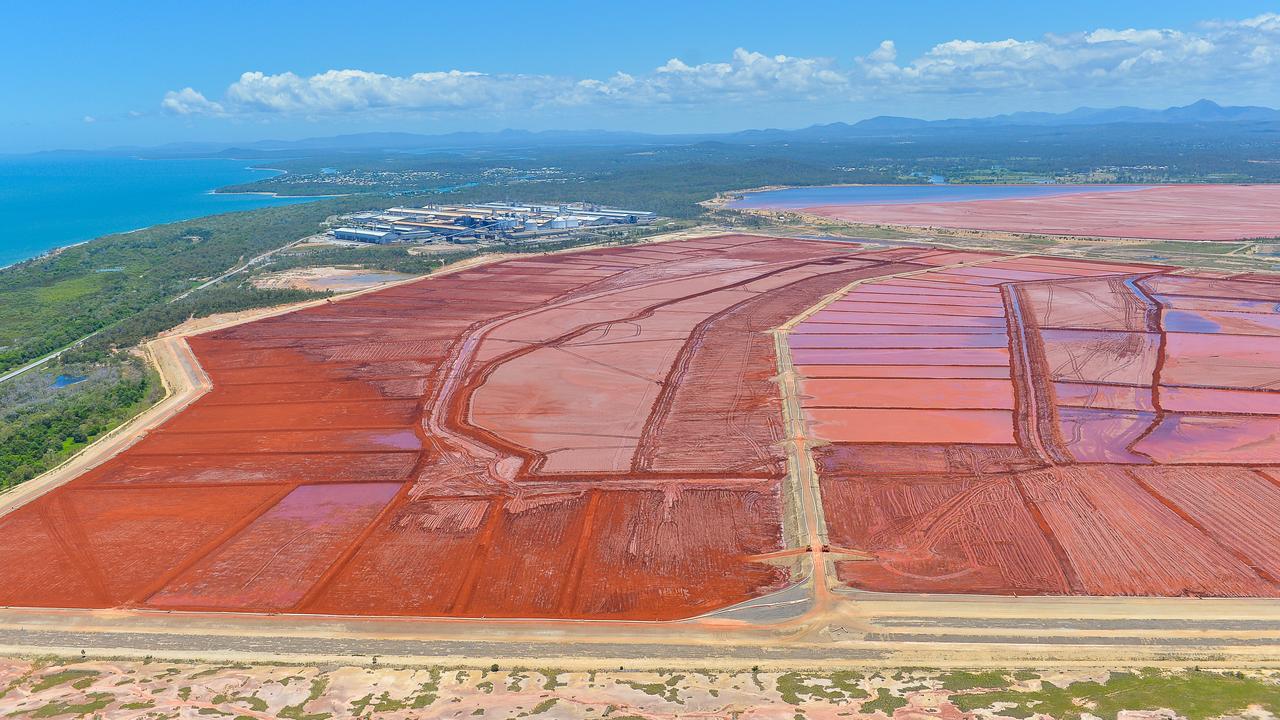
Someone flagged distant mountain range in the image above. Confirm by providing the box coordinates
[722,99,1280,142]
[34,99,1280,158]
[852,99,1280,130]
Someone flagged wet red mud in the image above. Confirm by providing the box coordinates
[798,255,1280,597]
[801,184,1280,241]
[3,237,1278,618]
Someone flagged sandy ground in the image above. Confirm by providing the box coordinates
[252,265,415,292]
[9,658,1270,720]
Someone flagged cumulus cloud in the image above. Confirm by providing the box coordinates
[162,13,1280,117]
[162,87,226,116]
[216,69,565,113]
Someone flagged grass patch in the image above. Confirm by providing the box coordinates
[616,675,684,703]
[541,671,565,691]
[939,670,1008,691]
[33,275,108,305]
[861,688,907,715]
[409,670,441,709]
[524,699,558,716]
[776,672,868,705]
[29,692,112,718]
[29,670,99,694]
[953,669,1280,720]
[278,677,330,720]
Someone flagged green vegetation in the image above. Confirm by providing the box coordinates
[410,670,441,709]
[278,678,331,720]
[939,670,1011,691]
[28,692,112,718]
[28,670,99,694]
[0,359,160,487]
[529,699,558,715]
[951,669,1280,720]
[861,688,907,715]
[617,675,685,703]
[776,672,868,705]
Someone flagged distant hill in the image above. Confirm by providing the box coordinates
[854,99,1280,131]
[30,99,1276,159]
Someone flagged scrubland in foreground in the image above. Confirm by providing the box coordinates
[1,657,1278,720]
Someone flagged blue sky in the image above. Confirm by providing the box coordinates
[4,0,1280,152]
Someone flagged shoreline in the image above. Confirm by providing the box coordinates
[0,158,334,271]
[0,200,333,274]
[208,187,349,199]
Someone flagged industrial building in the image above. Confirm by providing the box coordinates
[330,202,657,245]
[332,227,400,244]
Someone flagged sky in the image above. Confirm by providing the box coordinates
[4,0,1280,153]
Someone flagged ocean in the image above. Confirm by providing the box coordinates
[728,184,1154,210]
[0,155,318,268]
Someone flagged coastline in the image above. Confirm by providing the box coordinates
[1,198,330,272]
[0,203,328,273]
[209,187,348,199]
[212,163,352,199]
[0,157,331,270]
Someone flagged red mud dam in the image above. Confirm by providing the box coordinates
[801,184,1280,241]
[796,252,1280,596]
[0,235,922,620]
[2,236,1278,619]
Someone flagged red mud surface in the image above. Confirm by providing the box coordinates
[797,255,1280,597]
[3,237,1278,619]
[801,184,1280,241]
[0,235,930,620]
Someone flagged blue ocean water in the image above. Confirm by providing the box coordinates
[729,184,1154,210]
[0,155,318,268]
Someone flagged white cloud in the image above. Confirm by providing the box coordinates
[161,13,1280,117]
[82,115,96,124]
[218,69,559,113]
[161,87,225,116]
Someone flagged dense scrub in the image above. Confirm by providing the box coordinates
[0,358,161,487]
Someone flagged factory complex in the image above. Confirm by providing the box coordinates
[332,202,657,245]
